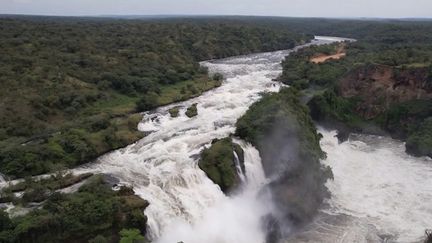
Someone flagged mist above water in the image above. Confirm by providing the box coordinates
[156,142,274,243]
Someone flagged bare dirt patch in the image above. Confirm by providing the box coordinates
[310,52,346,64]
[310,45,346,64]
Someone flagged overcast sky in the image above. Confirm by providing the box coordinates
[1,0,431,18]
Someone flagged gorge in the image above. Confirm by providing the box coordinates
[65,37,342,242]
[77,35,429,242]
[1,32,431,243]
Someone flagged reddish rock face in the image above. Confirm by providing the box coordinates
[339,64,432,119]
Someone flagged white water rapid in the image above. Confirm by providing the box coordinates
[320,129,432,243]
[67,37,343,243]
[284,129,432,243]
[3,35,429,243]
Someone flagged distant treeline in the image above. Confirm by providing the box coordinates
[0,16,308,178]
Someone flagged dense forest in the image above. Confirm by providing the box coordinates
[0,16,310,243]
[0,16,308,178]
[0,175,150,243]
[279,21,432,157]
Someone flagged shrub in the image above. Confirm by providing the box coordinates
[185,104,198,118]
[119,228,146,243]
[168,107,180,118]
[89,235,108,243]
[406,118,432,157]
[136,93,159,112]
[198,138,243,193]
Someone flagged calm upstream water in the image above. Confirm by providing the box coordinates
[52,36,431,242]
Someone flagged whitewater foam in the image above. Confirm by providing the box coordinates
[64,37,348,242]
[320,129,432,242]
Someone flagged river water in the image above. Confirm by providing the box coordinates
[12,36,431,242]
[319,130,432,242]
[67,37,340,242]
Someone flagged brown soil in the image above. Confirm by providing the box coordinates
[310,45,346,64]
[310,53,346,64]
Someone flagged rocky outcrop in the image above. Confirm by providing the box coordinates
[198,137,245,193]
[236,88,331,234]
[406,118,432,158]
[185,103,198,118]
[339,64,432,119]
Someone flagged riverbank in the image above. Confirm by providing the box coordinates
[67,38,337,242]
[0,175,150,243]
[281,129,432,243]
[0,17,307,179]
[235,88,331,236]
[280,39,432,158]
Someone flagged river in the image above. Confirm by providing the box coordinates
[10,36,431,242]
[66,36,341,242]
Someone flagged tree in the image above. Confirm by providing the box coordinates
[89,235,108,243]
[136,93,159,112]
[119,228,146,243]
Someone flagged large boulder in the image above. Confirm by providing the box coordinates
[236,88,331,229]
[198,137,245,193]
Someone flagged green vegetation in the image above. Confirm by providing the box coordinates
[377,100,432,138]
[168,107,181,118]
[280,44,348,88]
[198,138,244,193]
[185,104,198,118]
[235,88,331,224]
[0,16,307,178]
[0,175,149,243]
[406,118,432,158]
[156,77,222,106]
[279,22,432,157]
[307,90,365,129]
[0,114,145,178]
[236,88,325,163]
[0,172,93,205]
[119,228,147,243]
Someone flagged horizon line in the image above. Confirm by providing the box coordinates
[1,13,432,20]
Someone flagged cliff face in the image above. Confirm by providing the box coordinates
[308,63,432,158]
[236,88,331,239]
[198,138,245,193]
[339,64,432,119]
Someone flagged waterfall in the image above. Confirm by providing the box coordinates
[233,150,246,182]
[282,129,432,242]
[320,129,432,242]
[66,37,349,242]
[3,36,429,242]
[155,142,272,243]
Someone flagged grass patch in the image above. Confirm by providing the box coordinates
[157,76,221,106]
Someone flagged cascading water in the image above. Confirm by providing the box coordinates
[1,36,429,242]
[233,150,246,182]
[68,37,344,242]
[320,129,432,242]
[155,143,273,243]
[284,129,432,243]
